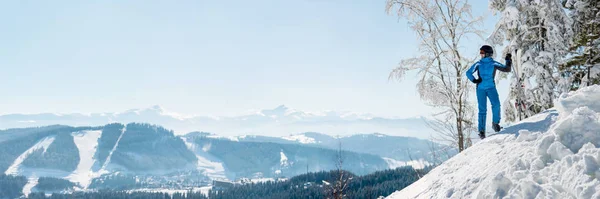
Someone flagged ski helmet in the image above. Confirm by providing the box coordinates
[480,45,493,57]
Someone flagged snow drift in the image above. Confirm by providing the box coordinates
[388,85,600,198]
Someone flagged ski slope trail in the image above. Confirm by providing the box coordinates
[181,137,227,180]
[22,176,39,197]
[99,126,126,173]
[5,136,56,175]
[65,130,102,189]
[388,86,600,198]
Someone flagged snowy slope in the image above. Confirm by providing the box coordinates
[5,136,56,175]
[181,137,228,180]
[22,176,39,197]
[281,134,317,144]
[99,126,126,173]
[280,151,290,167]
[4,136,57,196]
[387,86,600,198]
[66,130,102,189]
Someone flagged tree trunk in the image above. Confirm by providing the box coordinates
[456,118,464,152]
[457,76,464,152]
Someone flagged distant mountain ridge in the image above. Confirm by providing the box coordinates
[218,132,451,162]
[0,105,433,138]
[0,123,448,194]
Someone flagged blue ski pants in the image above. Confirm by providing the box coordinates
[477,86,501,132]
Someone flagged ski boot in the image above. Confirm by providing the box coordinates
[479,131,486,139]
[492,123,502,132]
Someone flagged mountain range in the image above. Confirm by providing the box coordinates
[0,105,433,139]
[0,123,450,194]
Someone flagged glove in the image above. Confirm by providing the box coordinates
[505,53,513,69]
[472,78,482,84]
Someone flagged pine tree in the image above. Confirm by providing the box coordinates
[489,0,572,122]
[560,0,600,90]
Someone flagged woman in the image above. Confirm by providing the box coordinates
[466,45,512,139]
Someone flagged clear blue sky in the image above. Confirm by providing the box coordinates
[0,0,506,118]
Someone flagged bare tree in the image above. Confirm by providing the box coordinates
[406,148,423,179]
[326,138,352,199]
[386,0,484,152]
[426,135,458,166]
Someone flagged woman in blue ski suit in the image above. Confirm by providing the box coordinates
[466,45,512,139]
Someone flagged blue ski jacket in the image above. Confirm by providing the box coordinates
[466,57,511,90]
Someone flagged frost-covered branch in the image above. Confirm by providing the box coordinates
[387,0,482,152]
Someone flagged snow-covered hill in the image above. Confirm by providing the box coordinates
[198,131,448,164]
[0,105,432,138]
[1,123,438,195]
[387,86,600,198]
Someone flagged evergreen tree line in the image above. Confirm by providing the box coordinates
[35,177,77,192]
[0,174,27,199]
[206,166,430,199]
[0,166,428,199]
[27,191,209,199]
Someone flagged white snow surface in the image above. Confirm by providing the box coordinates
[280,151,289,167]
[100,126,126,173]
[65,130,102,189]
[388,86,600,199]
[555,86,600,116]
[5,136,56,175]
[181,137,227,180]
[4,136,58,197]
[383,157,430,170]
[281,134,317,144]
[22,176,39,197]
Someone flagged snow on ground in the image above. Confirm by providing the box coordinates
[280,151,289,167]
[383,157,430,170]
[22,176,39,197]
[99,126,126,173]
[198,186,212,196]
[239,177,286,184]
[66,130,102,189]
[5,136,56,175]
[387,85,600,199]
[281,134,317,144]
[3,135,63,197]
[250,178,277,183]
[206,135,240,142]
[181,137,227,180]
[556,86,600,114]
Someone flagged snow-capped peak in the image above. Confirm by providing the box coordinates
[340,112,375,120]
[149,105,165,112]
[259,105,297,117]
[0,105,433,138]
